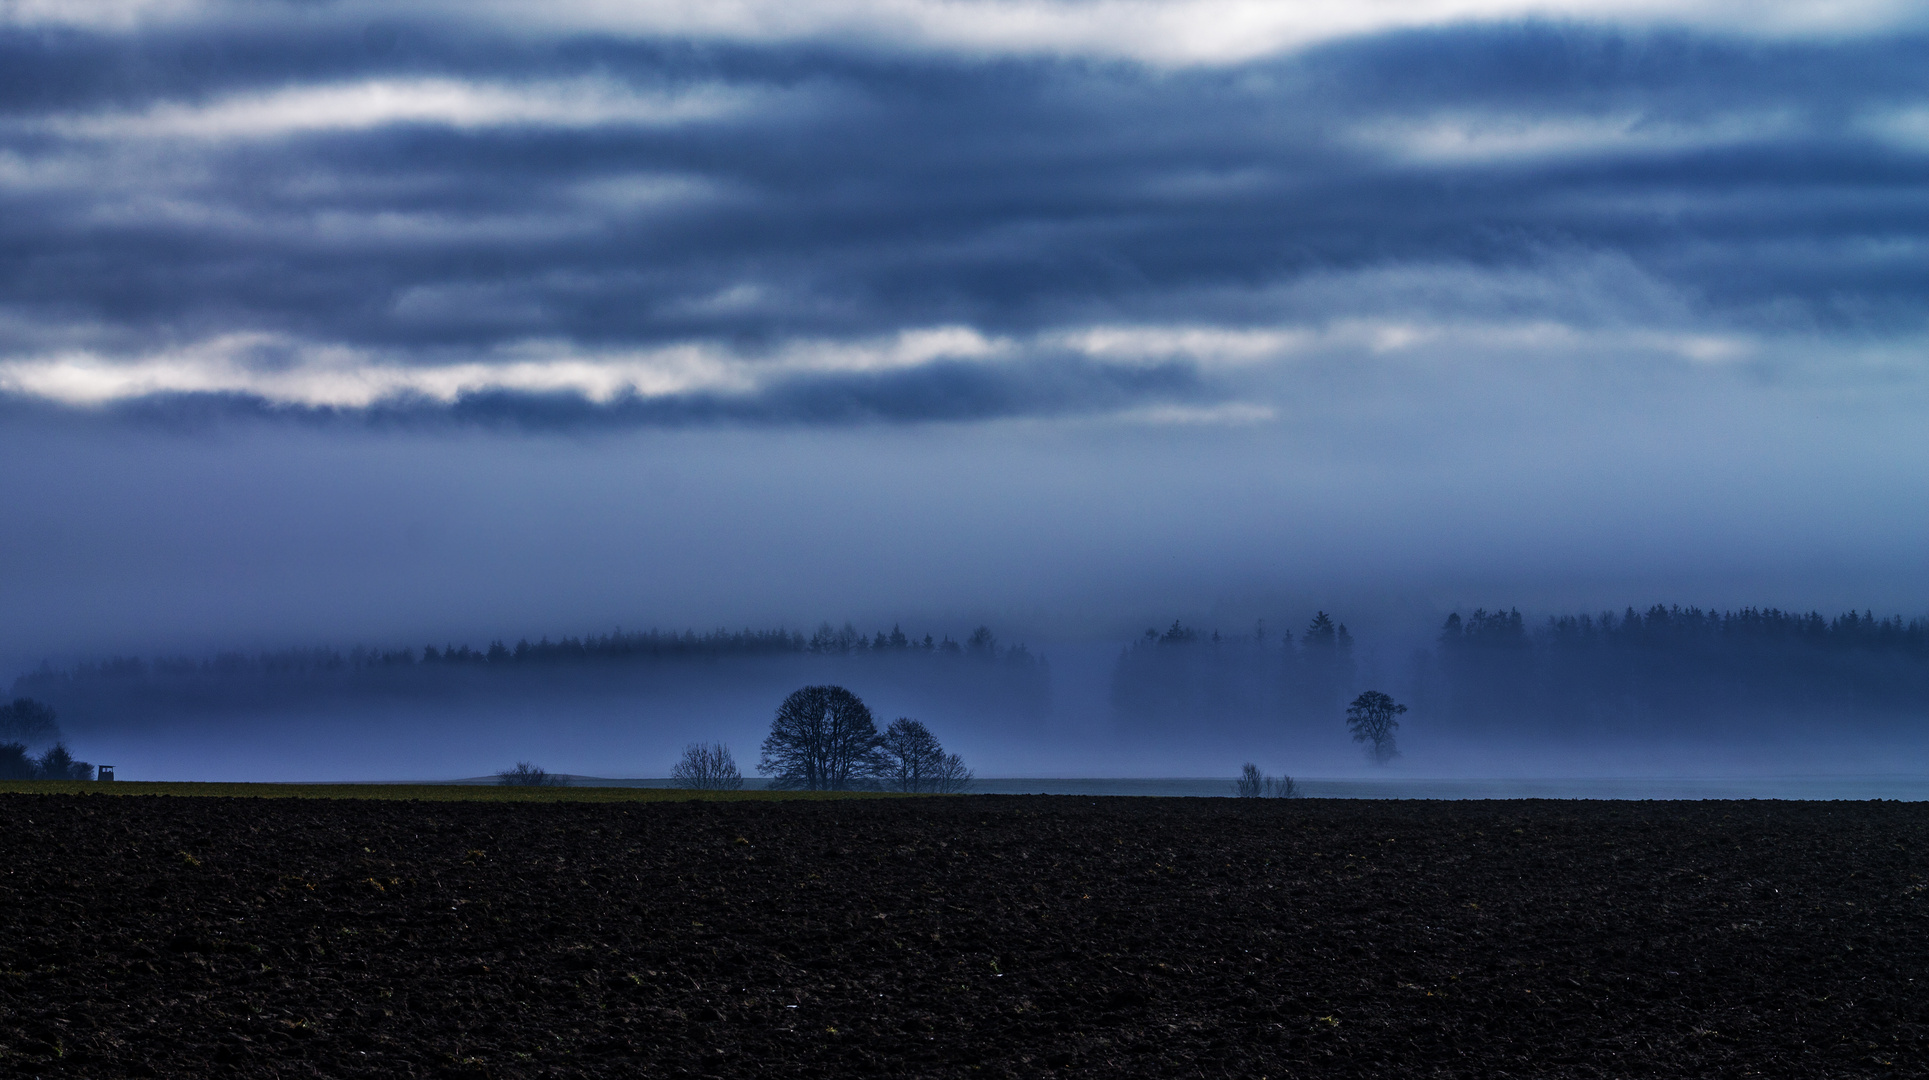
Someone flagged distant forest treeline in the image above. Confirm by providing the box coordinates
[1421,605,1929,736]
[9,622,1049,734]
[1110,612,1360,737]
[15,605,1929,748]
[1112,605,1929,741]
[14,622,1040,689]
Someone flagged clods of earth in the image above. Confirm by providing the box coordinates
[1,793,1925,1077]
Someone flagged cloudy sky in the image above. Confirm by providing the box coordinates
[3,0,1928,667]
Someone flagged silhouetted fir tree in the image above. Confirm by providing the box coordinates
[1294,612,1357,717]
[0,742,33,780]
[1110,618,1286,735]
[34,743,92,781]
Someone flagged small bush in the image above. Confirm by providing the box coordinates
[1235,762,1300,798]
[670,743,744,790]
[496,762,567,787]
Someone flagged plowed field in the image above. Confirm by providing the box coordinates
[2,793,1925,1077]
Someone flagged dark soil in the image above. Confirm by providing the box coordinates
[2,794,1926,1078]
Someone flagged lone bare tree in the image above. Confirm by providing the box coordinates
[671,742,744,790]
[878,718,972,793]
[759,685,883,790]
[1236,762,1265,797]
[496,762,567,787]
[1345,691,1407,765]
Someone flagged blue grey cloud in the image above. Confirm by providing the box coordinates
[20,354,1209,431]
[0,17,1925,421]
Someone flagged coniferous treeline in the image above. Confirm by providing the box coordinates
[1109,612,1359,737]
[1423,605,1929,737]
[1110,604,1929,742]
[17,604,1927,749]
[8,621,1049,736]
[13,621,1041,694]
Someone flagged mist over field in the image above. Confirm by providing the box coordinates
[11,600,1929,784]
[3,3,1927,784]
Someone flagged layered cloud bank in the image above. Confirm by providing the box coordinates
[10,0,1929,64]
[0,7,1925,427]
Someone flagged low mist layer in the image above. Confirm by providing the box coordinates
[14,605,1928,783]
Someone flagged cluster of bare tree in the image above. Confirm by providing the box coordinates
[744,685,973,793]
[495,762,568,787]
[1234,763,1300,797]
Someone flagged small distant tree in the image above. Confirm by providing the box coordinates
[1236,762,1265,797]
[0,742,34,780]
[1235,763,1301,798]
[878,718,972,794]
[759,685,883,790]
[671,742,744,790]
[497,762,567,787]
[1346,691,1407,765]
[34,744,93,781]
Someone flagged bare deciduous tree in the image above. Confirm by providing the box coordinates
[1236,762,1300,798]
[671,742,744,790]
[878,718,972,793]
[496,762,567,787]
[758,685,883,790]
[1345,691,1407,765]
[1236,762,1265,797]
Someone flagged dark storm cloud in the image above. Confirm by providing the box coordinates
[0,17,1927,420]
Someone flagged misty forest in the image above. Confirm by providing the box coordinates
[7,4,1929,1075]
[1111,606,1929,748]
[9,604,1929,780]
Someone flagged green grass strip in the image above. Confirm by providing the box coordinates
[0,781,907,802]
